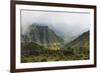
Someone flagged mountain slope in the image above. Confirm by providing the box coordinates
[64,31,89,55]
[21,24,64,50]
[64,31,89,48]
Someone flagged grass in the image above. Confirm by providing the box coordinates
[21,48,89,63]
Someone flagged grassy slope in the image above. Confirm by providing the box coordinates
[63,31,90,60]
[64,31,89,49]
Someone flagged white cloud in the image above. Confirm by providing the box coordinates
[21,10,90,42]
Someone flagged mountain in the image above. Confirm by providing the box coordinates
[21,24,64,50]
[21,24,90,62]
[63,31,89,54]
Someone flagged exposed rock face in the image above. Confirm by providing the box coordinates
[21,24,64,50]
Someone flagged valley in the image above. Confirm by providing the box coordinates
[21,24,89,63]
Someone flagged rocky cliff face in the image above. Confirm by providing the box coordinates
[21,24,64,50]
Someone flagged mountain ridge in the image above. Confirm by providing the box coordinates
[21,24,64,50]
[63,31,89,55]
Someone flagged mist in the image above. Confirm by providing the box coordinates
[21,10,90,43]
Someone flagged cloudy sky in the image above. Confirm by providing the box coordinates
[21,10,90,43]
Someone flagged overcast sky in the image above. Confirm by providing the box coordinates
[21,10,90,43]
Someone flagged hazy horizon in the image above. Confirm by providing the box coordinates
[21,10,90,43]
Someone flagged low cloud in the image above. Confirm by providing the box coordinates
[21,10,90,43]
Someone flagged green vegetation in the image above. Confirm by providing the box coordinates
[21,38,89,63]
[21,47,89,63]
[21,24,89,63]
[63,31,89,59]
[21,24,64,50]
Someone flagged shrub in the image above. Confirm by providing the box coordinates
[41,58,47,62]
